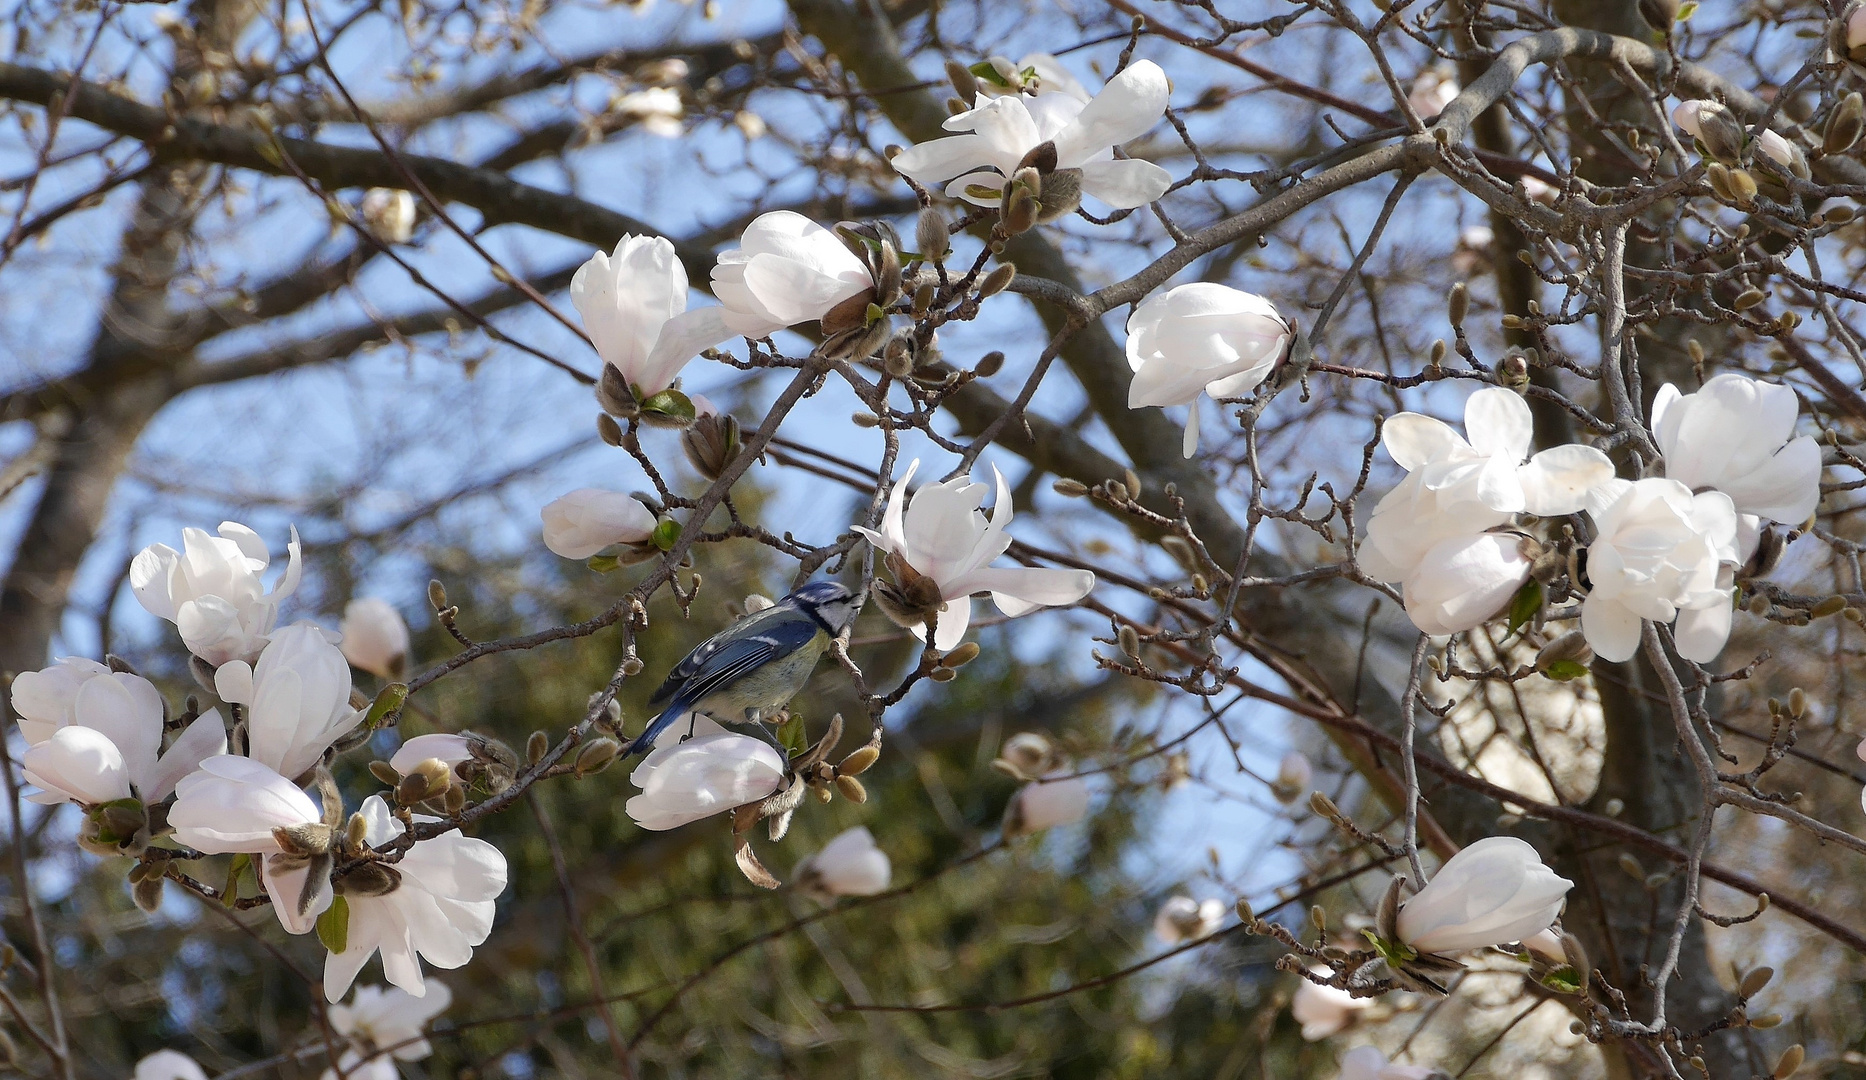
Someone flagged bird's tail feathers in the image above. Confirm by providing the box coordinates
[623,700,692,757]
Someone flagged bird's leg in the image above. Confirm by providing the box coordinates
[681,711,702,743]
[741,708,791,758]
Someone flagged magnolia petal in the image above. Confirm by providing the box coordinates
[143,708,229,803]
[1076,157,1171,209]
[1518,444,1615,516]
[892,132,996,186]
[1381,413,1464,471]
[639,307,732,397]
[943,169,1014,207]
[261,853,333,936]
[1051,59,1169,165]
[215,660,256,705]
[1719,435,1822,525]
[740,253,870,327]
[952,565,1096,617]
[931,597,973,651]
[1673,599,1734,663]
[21,726,131,805]
[1182,405,1200,458]
[1463,387,1534,463]
[1581,594,1642,663]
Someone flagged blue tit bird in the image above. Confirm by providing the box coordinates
[624,581,861,756]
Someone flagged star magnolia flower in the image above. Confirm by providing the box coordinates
[360,188,416,245]
[709,210,876,340]
[892,59,1172,210]
[1359,388,1613,584]
[1652,373,1821,558]
[852,459,1096,650]
[973,52,1090,102]
[1153,896,1225,945]
[795,826,892,898]
[1125,283,1293,457]
[1672,99,1802,173]
[130,521,303,667]
[340,598,411,680]
[1581,478,1739,664]
[389,733,475,777]
[541,488,658,560]
[12,660,224,805]
[1400,532,1535,636]
[625,715,786,831]
[325,795,507,1001]
[570,234,727,399]
[215,623,363,781]
[169,755,334,935]
[321,981,453,1080]
[1338,1046,1437,1080]
[1003,772,1090,835]
[1395,836,1573,956]
[134,1050,209,1080]
[1292,976,1374,1041]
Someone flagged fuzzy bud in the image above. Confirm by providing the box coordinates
[1118,624,1142,659]
[916,206,951,260]
[576,737,621,776]
[978,263,1016,298]
[427,579,448,612]
[1448,282,1469,327]
[975,351,1005,377]
[839,745,880,775]
[942,641,982,668]
[1828,93,1865,156]
[1053,478,1089,497]
[833,775,868,803]
[1739,965,1775,998]
[527,730,549,765]
[1774,1045,1804,1079]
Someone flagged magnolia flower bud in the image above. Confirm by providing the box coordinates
[1153,896,1224,944]
[1291,976,1375,1040]
[1270,751,1312,804]
[1675,99,1748,161]
[999,732,1054,776]
[340,598,410,680]
[978,263,1017,298]
[541,489,658,561]
[360,188,416,244]
[1003,772,1089,835]
[681,408,741,482]
[1395,837,1573,955]
[795,826,891,899]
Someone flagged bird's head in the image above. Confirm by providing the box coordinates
[789,581,860,635]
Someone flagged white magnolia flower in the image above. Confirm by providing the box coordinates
[892,59,1172,210]
[390,733,475,776]
[570,234,727,398]
[541,488,658,560]
[1400,532,1534,636]
[1581,478,1739,664]
[12,660,224,805]
[1292,976,1374,1041]
[321,981,453,1080]
[1359,388,1613,584]
[130,521,303,667]
[168,755,333,936]
[1521,927,1567,963]
[134,1050,209,1080]
[625,715,786,831]
[360,188,416,244]
[1153,896,1225,945]
[614,87,684,137]
[1395,836,1573,956]
[1672,99,1801,172]
[325,795,507,1001]
[1652,373,1821,557]
[1407,68,1458,120]
[852,459,1096,650]
[1125,283,1293,457]
[340,598,411,680]
[1003,772,1090,835]
[710,211,874,339]
[1339,1046,1437,1080]
[1271,750,1312,803]
[973,53,1091,102]
[215,623,362,782]
[795,826,892,898]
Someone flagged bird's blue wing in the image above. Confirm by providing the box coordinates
[654,615,822,710]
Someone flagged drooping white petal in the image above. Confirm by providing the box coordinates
[142,709,229,803]
[261,851,334,936]
[1517,444,1616,516]
[1050,60,1170,166]
[169,755,321,853]
[640,306,734,397]
[1075,157,1172,209]
[1380,414,1465,472]
[21,726,131,805]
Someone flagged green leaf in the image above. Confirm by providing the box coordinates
[967,60,1009,86]
[776,713,807,756]
[1676,0,1697,20]
[1507,579,1543,635]
[586,554,621,574]
[864,302,886,326]
[1359,928,1417,966]
[1543,659,1590,682]
[223,853,251,908]
[964,183,1004,201]
[651,517,682,552]
[316,894,351,955]
[363,682,409,731]
[638,387,696,425]
[1540,964,1583,994]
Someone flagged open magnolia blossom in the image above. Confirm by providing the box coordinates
[12,658,224,805]
[1672,99,1804,174]
[1395,837,1573,956]
[1359,388,1612,584]
[570,234,726,400]
[1292,976,1374,1041]
[1581,478,1739,664]
[1153,896,1224,945]
[1407,68,1458,120]
[625,714,786,831]
[326,795,508,1001]
[390,733,475,776]
[541,488,658,561]
[1652,373,1821,557]
[1338,1046,1439,1080]
[710,210,876,340]
[794,825,892,899]
[327,981,452,1070]
[359,188,415,244]
[853,459,1096,650]
[168,755,334,936]
[972,52,1090,101]
[215,623,363,782]
[1399,532,1534,636]
[130,521,303,667]
[1125,283,1293,457]
[340,598,411,680]
[134,1050,208,1080]
[892,59,1171,210]
[1003,772,1090,836]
